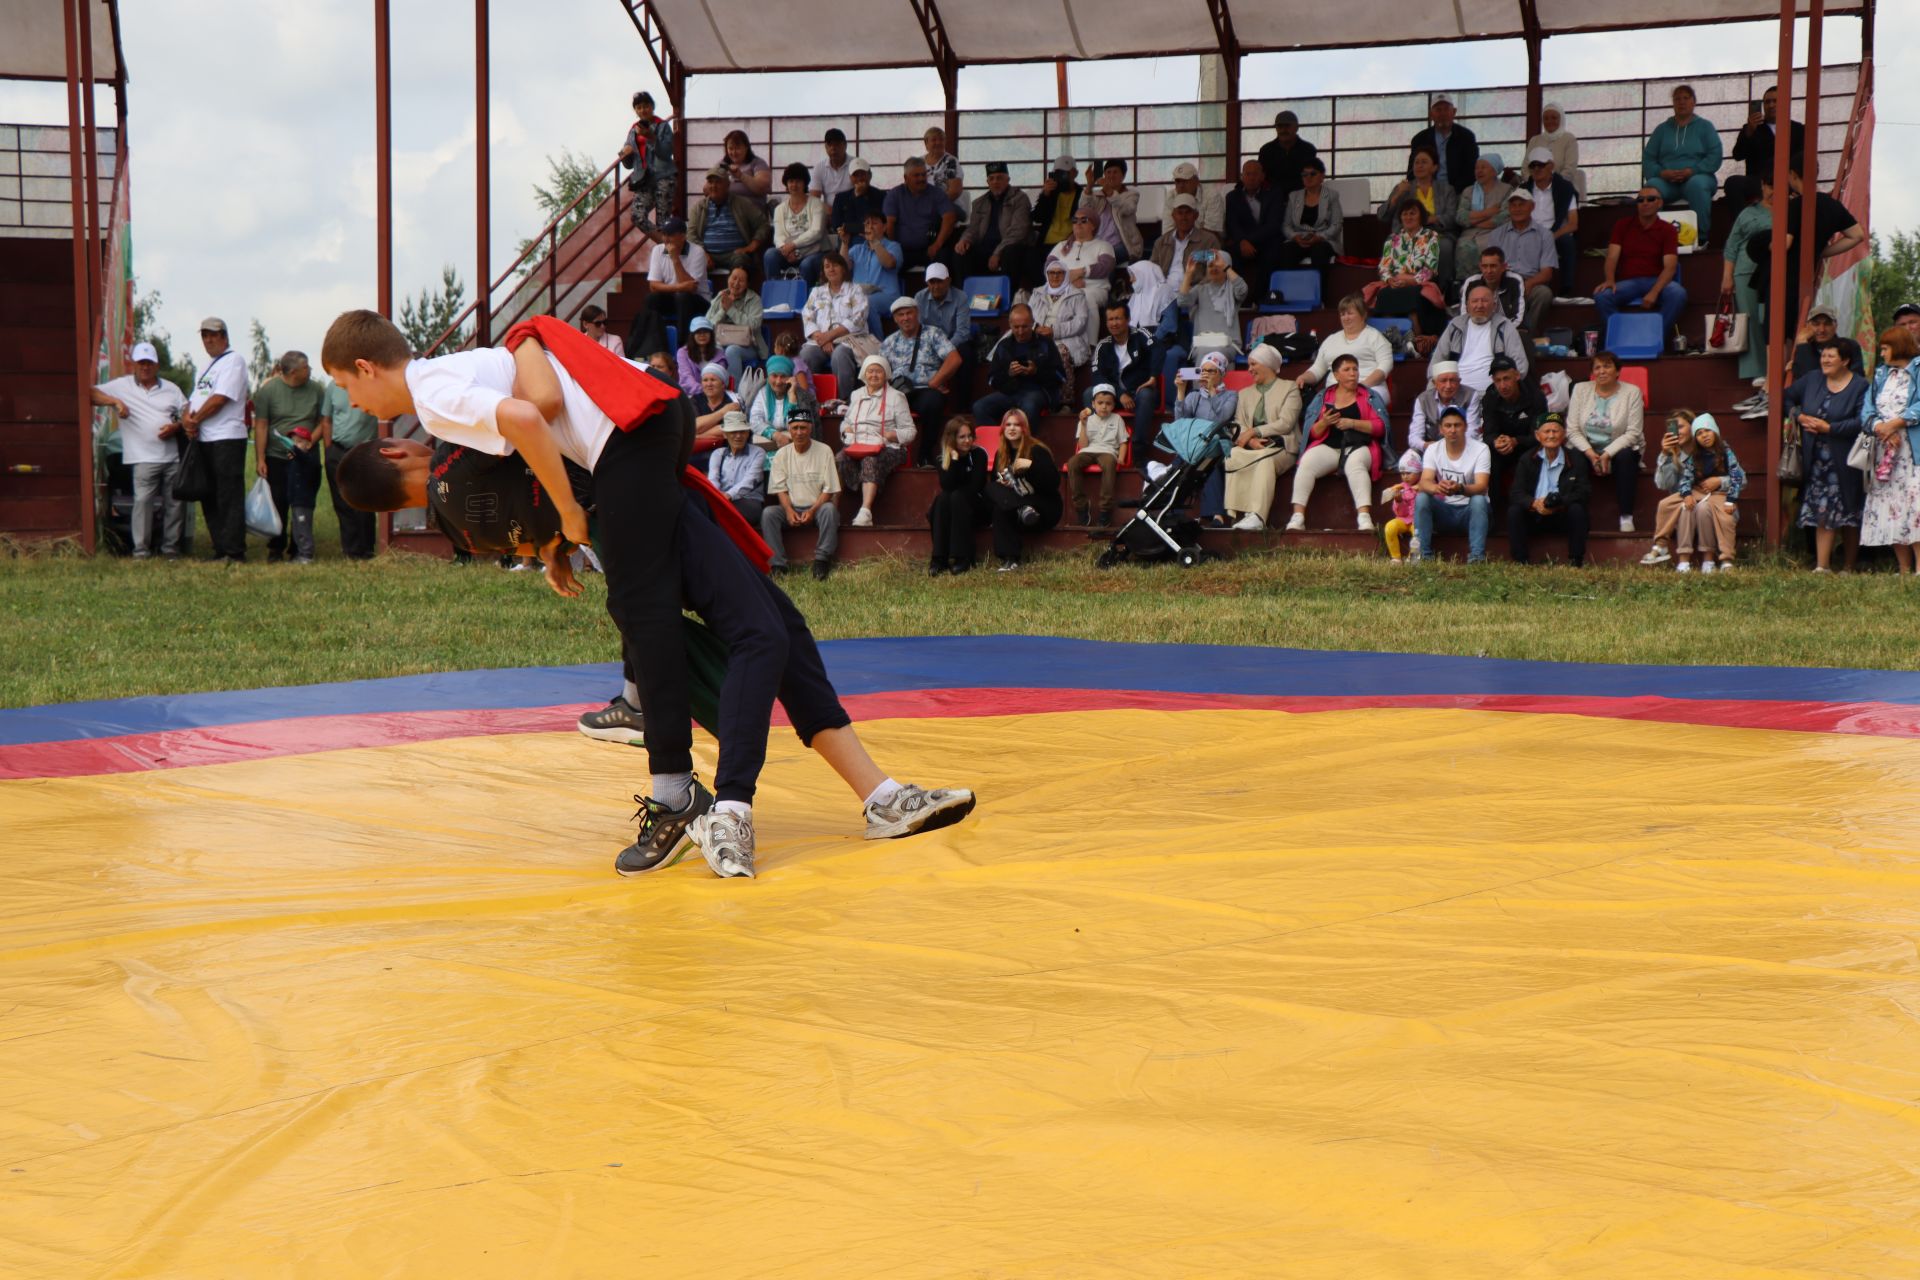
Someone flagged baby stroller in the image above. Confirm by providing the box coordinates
[1096,416,1234,569]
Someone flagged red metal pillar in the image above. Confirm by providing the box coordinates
[1223,54,1241,171]
[62,0,96,553]
[1795,4,1824,318]
[1521,0,1544,135]
[475,0,491,341]
[77,0,100,354]
[1763,0,1794,549]
[374,0,393,319]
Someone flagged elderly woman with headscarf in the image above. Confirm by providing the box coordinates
[1176,350,1241,527]
[1527,103,1583,196]
[1453,152,1512,280]
[1047,207,1118,313]
[1176,248,1248,370]
[1030,258,1093,374]
[837,353,918,528]
[691,360,737,451]
[1221,343,1305,531]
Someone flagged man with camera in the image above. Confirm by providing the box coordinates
[1506,412,1593,566]
[1150,194,1222,282]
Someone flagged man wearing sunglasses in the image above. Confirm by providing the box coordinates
[1594,187,1687,353]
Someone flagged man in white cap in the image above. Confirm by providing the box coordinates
[829,157,884,252]
[1406,359,1483,453]
[180,316,250,562]
[1524,146,1581,300]
[1149,193,1221,282]
[1409,94,1478,190]
[92,341,190,558]
[1486,190,1559,335]
[1162,161,1225,238]
[879,295,961,463]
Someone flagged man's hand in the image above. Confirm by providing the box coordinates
[987,251,1002,271]
[956,237,972,255]
[1683,492,1700,509]
[1494,435,1515,455]
[540,539,583,598]
[1640,290,1661,309]
[1596,280,1616,296]
[256,453,269,477]
[1239,239,1257,260]
[1531,497,1549,515]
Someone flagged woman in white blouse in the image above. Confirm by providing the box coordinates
[765,162,829,285]
[837,354,919,528]
[798,253,873,393]
[1295,293,1395,404]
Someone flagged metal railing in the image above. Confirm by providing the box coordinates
[686,63,1860,208]
[0,122,118,237]
[424,153,650,357]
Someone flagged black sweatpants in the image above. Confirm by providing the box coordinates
[592,408,697,779]
[1508,502,1590,566]
[927,490,986,566]
[675,496,851,804]
[199,438,248,560]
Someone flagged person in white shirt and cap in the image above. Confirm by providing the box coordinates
[180,315,251,562]
[1406,359,1484,453]
[1163,161,1225,238]
[92,340,191,558]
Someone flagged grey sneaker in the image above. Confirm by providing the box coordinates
[614,778,713,876]
[864,783,977,841]
[578,696,646,746]
[689,808,756,878]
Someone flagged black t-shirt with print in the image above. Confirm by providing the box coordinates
[427,442,593,555]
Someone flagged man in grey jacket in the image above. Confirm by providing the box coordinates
[1429,282,1529,393]
[955,163,1034,285]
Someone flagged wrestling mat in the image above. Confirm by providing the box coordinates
[4,637,1920,1278]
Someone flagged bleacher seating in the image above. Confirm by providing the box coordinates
[962,275,1011,320]
[1605,313,1666,360]
[1260,270,1321,315]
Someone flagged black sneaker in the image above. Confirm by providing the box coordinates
[812,559,832,581]
[614,778,714,876]
[577,696,646,746]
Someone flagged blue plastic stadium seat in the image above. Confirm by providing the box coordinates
[1606,313,1665,360]
[760,278,808,318]
[962,275,1011,320]
[1368,317,1412,361]
[665,324,678,355]
[1260,269,1321,315]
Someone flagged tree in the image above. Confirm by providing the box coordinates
[398,265,469,355]
[247,319,275,386]
[1860,230,1920,318]
[129,288,197,396]
[516,147,613,270]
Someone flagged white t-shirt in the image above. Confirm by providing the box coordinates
[648,242,711,298]
[404,346,623,472]
[97,374,187,464]
[1530,181,1555,224]
[1456,319,1496,391]
[188,350,249,442]
[810,154,854,203]
[1422,438,1491,506]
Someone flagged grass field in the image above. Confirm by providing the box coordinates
[5,503,1917,708]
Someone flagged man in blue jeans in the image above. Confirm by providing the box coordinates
[1594,187,1687,352]
[1413,406,1492,562]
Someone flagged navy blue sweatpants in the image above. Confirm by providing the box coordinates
[674,496,851,804]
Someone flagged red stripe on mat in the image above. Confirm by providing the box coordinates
[4,688,1918,780]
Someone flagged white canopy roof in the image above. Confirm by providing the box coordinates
[0,0,122,84]
[643,0,1868,74]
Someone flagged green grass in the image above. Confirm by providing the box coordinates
[4,518,1917,708]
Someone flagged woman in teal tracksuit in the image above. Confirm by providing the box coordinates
[1643,84,1723,219]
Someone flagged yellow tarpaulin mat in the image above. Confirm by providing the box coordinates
[4,707,1920,1277]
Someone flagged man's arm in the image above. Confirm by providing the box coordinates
[1645,251,1679,306]
[494,399,589,545]
[930,210,957,256]
[317,411,333,451]
[252,409,270,477]
[89,385,129,414]
[1597,243,1622,293]
[929,348,962,393]
[511,341,564,422]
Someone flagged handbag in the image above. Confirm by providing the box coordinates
[169,434,214,502]
[1847,430,1877,474]
[714,322,753,349]
[1778,421,1803,482]
[1705,312,1749,355]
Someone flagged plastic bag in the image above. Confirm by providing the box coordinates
[244,475,283,538]
[1539,370,1572,414]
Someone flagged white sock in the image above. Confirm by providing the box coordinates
[715,800,753,821]
[621,679,640,705]
[651,772,693,808]
[863,778,903,809]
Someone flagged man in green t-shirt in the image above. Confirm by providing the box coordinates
[321,377,381,559]
[251,351,329,562]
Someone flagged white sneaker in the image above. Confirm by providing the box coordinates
[1231,513,1265,532]
[1675,560,1693,574]
[864,783,977,840]
[1700,559,1717,575]
[688,809,755,878]
[1356,511,1375,532]
[1640,544,1672,566]
[1284,513,1306,532]
[851,507,873,528]
[1618,516,1635,533]
[1717,561,1735,572]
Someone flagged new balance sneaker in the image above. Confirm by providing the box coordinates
[614,778,714,876]
[577,696,646,746]
[864,783,977,840]
[688,808,755,878]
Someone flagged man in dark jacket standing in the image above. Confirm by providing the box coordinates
[972,304,1064,425]
[1088,302,1160,452]
[1409,94,1479,191]
[1256,111,1320,203]
[1507,412,1593,565]
[1725,84,1807,211]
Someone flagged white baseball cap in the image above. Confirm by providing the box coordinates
[130,341,159,363]
[849,156,872,175]
[1526,146,1554,167]
[1172,161,1200,181]
[925,262,950,281]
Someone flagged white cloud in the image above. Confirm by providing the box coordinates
[10,4,1892,363]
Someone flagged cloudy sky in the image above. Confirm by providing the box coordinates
[1,4,1909,365]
